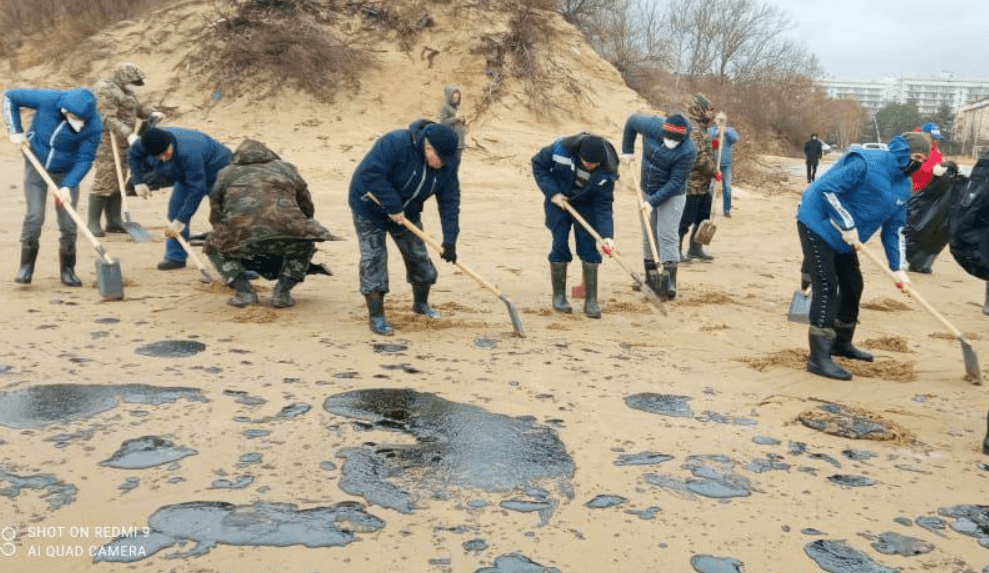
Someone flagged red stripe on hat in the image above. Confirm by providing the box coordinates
[663,123,687,134]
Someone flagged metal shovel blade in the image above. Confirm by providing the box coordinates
[122,220,153,243]
[694,220,716,245]
[788,287,812,323]
[94,257,125,300]
[501,296,526,338]
[960,336,983,384]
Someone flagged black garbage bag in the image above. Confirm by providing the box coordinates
[904,173,967,273]
[240,252,333,280]
[949,153,989,280]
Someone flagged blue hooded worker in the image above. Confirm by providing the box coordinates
[128,127,233,271]
[3,87,103,287]
[532,132,619,318]
[797,131,931,380]
[348,119,461,336]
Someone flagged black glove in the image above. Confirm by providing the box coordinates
[441,242,457,264]
[945,161,959,176]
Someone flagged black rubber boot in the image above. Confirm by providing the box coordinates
[104,194,127,233]
[807,326,852,380]
[687,230,714,261]
[412,282,440,318]
[983,282,989,317]
[365,292,394,335]
[660,261,678,300]
[582,261,601,318]
[643,259,663,295]
[59,250,82,287]
[833,320,873,362]
[87,196,107,237]
[227,274,259,308]
[15,244,39,284]
[679,234,690,263]
[270,277,298,308]
[550,262,572,313]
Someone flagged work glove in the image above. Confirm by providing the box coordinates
[134,183,151,199]
[640,200,653,215]
[149,111,166,124]
[711,138,720,149]
[440,242,457,264]
[53,187,72,205]
[715,111,727,125]
[715,171,722,183]
[164,219,185,239]
[550,193,567,207]
[894,270,911,294]
[9,132,26,145]
[387,212,405,224]
[127,133,139,146]
[933,163,947,177]
[601,238,616,256]
[621,153,635,164]
[840,226,858,247]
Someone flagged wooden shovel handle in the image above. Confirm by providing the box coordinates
[627,166,661,264]
[857,243,964,338]
[108,131,133,215]
[21,143,115,264]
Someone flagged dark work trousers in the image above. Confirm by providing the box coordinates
[806,161,819,183]
[678,191,712,238]
[797,221,863,328]
[353,213,438,294]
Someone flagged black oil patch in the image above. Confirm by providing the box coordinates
[499,499,556,525]
[625,393,693,417]
[645,455,752,499]
[752,436,781,445]
[745,454,789,473]
[798,402,904,441]
[690,554,744,573]
[463,538,488,552]
[804,539,898,573]
[99,436,198,469]
[915,515,947,537]
[0,384,207,429]
[842,449,878,461]
[0,467,78,510]
[625,506,661,519]
[938,504,989,547]
[869,531,934,556]
[828,475,876,487]
[223,389,267,407]
[134,340,207,358]
[585,494,627,508]
[697,411,758,426]
[94,501,385,563]
[324,389,574,518]
[475,552,561,573]
[372,343,407,354]
[614,452,674,466]
[211,475,254,489]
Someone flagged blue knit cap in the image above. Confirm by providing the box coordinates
[423,123,458,164]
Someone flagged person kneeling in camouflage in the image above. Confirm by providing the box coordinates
[204,139,341,308]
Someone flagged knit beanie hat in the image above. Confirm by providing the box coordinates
[423,123,458,164]
[662,114,690,142]
[578,136,607,164]
[901,131,932,157]
[141,128,175,156]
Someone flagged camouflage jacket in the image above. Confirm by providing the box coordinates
[93,66,155,141]
[204,139,340,255]
[686,120,718,195]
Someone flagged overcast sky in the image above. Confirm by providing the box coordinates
[770,0,986,79]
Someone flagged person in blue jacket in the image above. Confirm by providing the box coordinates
[621,112,696,300]
[3,87,103,287]
[348,120,461,336]
[708,120,740,217]
[532,133,618,318]
[797,131,931,380]
[128,127,232,270]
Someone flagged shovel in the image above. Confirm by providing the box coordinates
[858,243,982,384]
[21,144,125,300]
[109,131,152,242]
[629,165,665,296]
[694,122,726,246]
[787,286,812,323]
[556,198,667,315]
[368,193,525,337]
[168,221,215,283]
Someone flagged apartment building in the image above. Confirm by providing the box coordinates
[821,74,989,116]
[955,98,989,158]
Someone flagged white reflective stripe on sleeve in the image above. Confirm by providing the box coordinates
[823,191,854,229]
[896,226,907,270]
[552,153,575,169]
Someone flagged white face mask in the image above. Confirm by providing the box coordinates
[62,109,84,132]
[663,138,680,149]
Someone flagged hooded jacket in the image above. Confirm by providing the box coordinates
[127,127,233,224]
[3,87,103,188]
[531,132,618,238]
[439,86,465,150]
[621,113,697,207]
[205,139,339,255]
[348,119,461,245]
[797,135,916,270]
